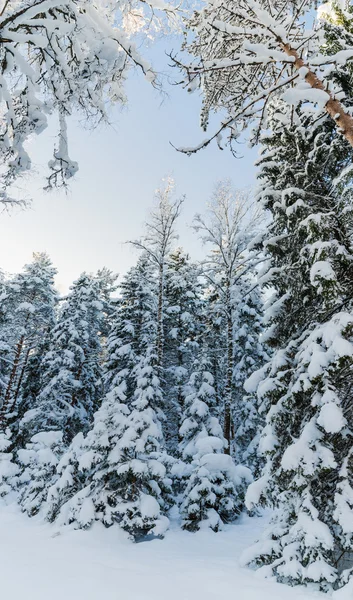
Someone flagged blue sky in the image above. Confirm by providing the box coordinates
[0,37,257,293]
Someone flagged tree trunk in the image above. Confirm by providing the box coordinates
[223,286,233,455]
[1,334,25,423]
[281,42,353,147]
[157,262,164,367]
[9,347,31,413]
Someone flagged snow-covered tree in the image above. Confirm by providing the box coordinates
[21,272,104,444]
[176,0,353,153]
[46,350,171,540]
[243,97,353,589]
[131,177,184,367]
[232,277,267,469]
[0,428,20,498]
[0,252,57,428]
[17,431,64,516]
[0,0,180,204]
[163,248,203,451]
[104,255,157,393]
[179,356,251,531]
[193,181,263,451]
[94,267,119,338]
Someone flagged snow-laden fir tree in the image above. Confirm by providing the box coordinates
[0,252,57,428]
[104,255,157,394]
[0,428,20,498]
[94,267,119,339]
[15,334,53,448]
[0,274,11,401]
[17,273,106,514]
[20,272,104,444]
[243,90,353,588]
[46,350,171,540]
[179,354,251,532]
[45,259,169,537]
[17,431,64,516]
[232,277,267,470]
[163,248,204,451]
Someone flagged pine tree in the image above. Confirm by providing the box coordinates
[243,94,353,589]
[17,431,64,516]
[94,267,119,339]
[46,351,171,540]
[21,273,104,444]
[0,428,20,498]
[232,277,267,470]
[104,255,157,393]
[163,248,203,451]
[179,355,251,532]
[0,253,58,428]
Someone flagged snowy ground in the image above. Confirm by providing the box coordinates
[0,504,349,600]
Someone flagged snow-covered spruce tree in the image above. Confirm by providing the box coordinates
[163,248,204,452]
[0,273,10,398]
[17,273,106,514]
[46,350,171,540]
[0,0,180,204]
[21,272,104,444]
[17,431,64,516]
[232,277,267,470]
[179,354,251,531]
[175,0,353,153]
[0,252,58,428]
[193,180,263,453]
[94,267,119,339]
[242,97,353,589]
[15,333,53,446]
[45,260,165,534]
[104,255,157,394]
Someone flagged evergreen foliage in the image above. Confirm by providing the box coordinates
[244,102,353,589]
[233,278,267,469]
[47,351,172,540]
[179,356,251,531]
[22,273,104,444]
[0,252,57,428]
[163,248,203,451]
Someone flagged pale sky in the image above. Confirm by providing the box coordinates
[0,37,257,294]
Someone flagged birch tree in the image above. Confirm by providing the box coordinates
[193,181,263,452]
[174,0,353,153]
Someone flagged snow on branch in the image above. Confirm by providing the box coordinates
[0,0,181,205]
[173,0,353,153]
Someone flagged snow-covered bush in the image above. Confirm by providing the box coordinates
[17,431,63,516]
[0,429,20,498]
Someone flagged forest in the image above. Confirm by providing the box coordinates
[0,1,353,599]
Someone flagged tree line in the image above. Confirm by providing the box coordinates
[0,178,266,539]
